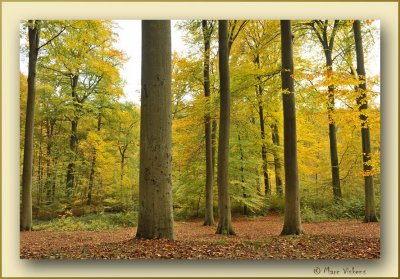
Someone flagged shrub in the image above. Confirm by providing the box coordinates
[32,211,138,231]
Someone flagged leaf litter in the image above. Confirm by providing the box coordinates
[20,215,380,260]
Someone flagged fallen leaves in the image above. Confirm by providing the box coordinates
[20,215,380,260]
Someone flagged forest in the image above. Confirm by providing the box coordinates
[20,19,380,260]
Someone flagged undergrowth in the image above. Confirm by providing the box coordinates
[265,194,380,223]
[32,211,138,231]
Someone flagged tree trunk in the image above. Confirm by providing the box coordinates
[238,134,248,215]
[353,20,378,222]
[120,148,126,209]
[21,20,40,231]
[87,114,101,206]
[66,75,79,198]
[325,51,342,201]
[37,124,43,207]
[216,20,235,235]
[271,123,283,197]
[66,117,78,198]
[45,119,55,203]
[280,20,302,235]
[258,96,270,196]
[136,20,175,240]
[211,119,217,173]
[254,54,270,196]
[202,20,215,226]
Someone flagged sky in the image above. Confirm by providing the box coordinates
[114,20,186,104]
[20,20,380,105]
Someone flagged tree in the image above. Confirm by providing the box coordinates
[21,20,40,231]
[202,20,216,226]
[216,20,235,235]
[353,20,378,222]
[136,20,175,240]
[241,21,281,196]
[38,21,124,200]
[280,20,302,235]
[21,20,68,229]
[271,122,283,197]
[308,20,342,201]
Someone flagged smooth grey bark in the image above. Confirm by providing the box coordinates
[136,20,175,240]
[87,114,101,206]
[254,54,271,196]
[45,119,56,202]
[326,52,342,201]
[119,142,128,209]
[216,20,235,235]
[353,20,378,222]
[21,20,40,231]
[310,20,342,201]
[202,20,215,226]
[280,20,302,235]
[66,75,79,198]
[271,122,283,197]
[238,134,248,215]
[211,119,217,173]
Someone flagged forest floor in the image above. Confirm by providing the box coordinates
[20,215,380,260]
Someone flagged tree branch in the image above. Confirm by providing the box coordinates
[37,26,66,50]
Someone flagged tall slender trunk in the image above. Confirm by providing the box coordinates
[136,20,175,240]
[87,154,96,205]
[325,51,342,201]
[87,114,101,206]
[271,122,283,197]
[259,101,270,195]
[353,20,378,222]
[202,20,215,226]
[309,20,342,201]
[45,119,55,203]
[216,20,235,235]
[238,134,248,215]
[66,75,79,198]
[211,119,217,173]
[37,124,43,207]
[21,20,40,231]
[120,149,126,208]
[280,20,302,235]
[254,54,270,196]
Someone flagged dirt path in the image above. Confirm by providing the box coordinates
[20,216,380,259]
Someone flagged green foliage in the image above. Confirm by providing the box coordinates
[264,195,285,214]
[300,194,380,223]
[214,237,229,245]
[20,20,380,226]
[32,211,138,231]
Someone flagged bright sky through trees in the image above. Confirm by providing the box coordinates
[19,19,383,260]
[114,20,187,104]
[20,19,380,104]
[114,20,380,105]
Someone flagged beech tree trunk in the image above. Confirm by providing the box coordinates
[45,119,55,202]
[119,145,128,209]
[211,119,217,173]
[353,20,378,222]
[325,51,342,201]
[216,20,235,235]
[254,54,270,196]
[66,75,79,198]
[271,123,283,197]
[136,20,175,240]
[202,20,215,226]
[238,134,248,215]
[87,114,101,206]
[309,20,342,201]
[280,20,302,235]
[21,20,40,231]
